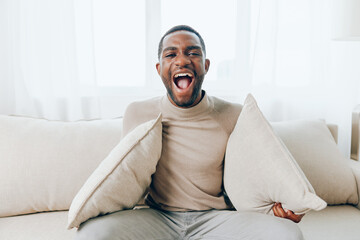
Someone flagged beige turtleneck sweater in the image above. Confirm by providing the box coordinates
[122,92,242,211]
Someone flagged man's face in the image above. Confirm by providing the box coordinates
[156,31,210,108]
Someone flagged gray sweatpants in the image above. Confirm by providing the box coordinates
[75,208,304,240]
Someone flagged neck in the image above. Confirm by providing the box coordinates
[168,90,205,109]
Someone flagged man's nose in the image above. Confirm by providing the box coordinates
[175,53,191,66]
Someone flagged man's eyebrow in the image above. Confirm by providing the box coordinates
[162,46,202,53]
[163,47,178,52]
[186,46,202,51]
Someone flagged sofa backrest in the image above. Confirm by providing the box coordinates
[0,115,123,217]
[327,123,338,144]
[0,114,341,218]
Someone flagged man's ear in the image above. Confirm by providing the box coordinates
[205,59,210,74]
[156,62,161,75]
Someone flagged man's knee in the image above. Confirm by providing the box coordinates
[268,218,304,240]
[74,208,178,240]
[75,212,126,240]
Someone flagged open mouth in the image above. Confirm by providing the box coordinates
[173,72,193,90]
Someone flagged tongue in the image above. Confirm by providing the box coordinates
[177,78,190,89]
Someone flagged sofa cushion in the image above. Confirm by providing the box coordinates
[67,114,162,229]
[272,120,358,205]
[299,205,360,240]
[0,211,76,240]
[0,115,123,217]
[224,94,326,215]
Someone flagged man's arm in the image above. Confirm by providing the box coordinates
[272,203,305,223]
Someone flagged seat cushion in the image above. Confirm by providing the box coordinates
[299,205,360,240]
[0,211,75,240]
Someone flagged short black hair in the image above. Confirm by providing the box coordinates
[157,25,206,59]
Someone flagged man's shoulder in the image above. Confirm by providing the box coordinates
[209,96,242,115]
[122,96,162,137]
[125,96,162,116]
[208,95,242,134]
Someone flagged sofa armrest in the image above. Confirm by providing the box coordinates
[351,105,360,160]
[327,123,338,144]
[347,159,360,209]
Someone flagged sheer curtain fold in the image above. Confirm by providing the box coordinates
[0,0,100,121]
[1,0,36,117]
[249,0,360,157]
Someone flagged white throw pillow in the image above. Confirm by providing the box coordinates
[272,120,358,205]
[224,94,326,215]
[67,114,162,229]
[0,115,123,217]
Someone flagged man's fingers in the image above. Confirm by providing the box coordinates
[284,208,305,223]
[272,204,278,216]
[272,203,305,223]
[273,203,286,218]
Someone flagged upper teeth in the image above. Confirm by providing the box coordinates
[175,73,193,78]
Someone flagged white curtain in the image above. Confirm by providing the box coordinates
[248,0,360,157]
[0,0,101,121]
[1,0,360,155]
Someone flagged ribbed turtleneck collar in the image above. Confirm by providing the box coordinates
[161,91,213,118]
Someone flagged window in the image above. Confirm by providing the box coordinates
[78,0,239,97]
[92,0,146,87]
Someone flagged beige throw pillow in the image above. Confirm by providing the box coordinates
[224,94,326,215]
[272,120,358,205]
[67,114,162,229]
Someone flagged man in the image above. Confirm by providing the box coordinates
[76,25,304,240]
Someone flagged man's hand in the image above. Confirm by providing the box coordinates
[272,203,305,223]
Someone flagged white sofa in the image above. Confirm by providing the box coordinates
[1,107,360,240]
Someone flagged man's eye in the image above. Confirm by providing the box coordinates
[165,53,176,58]
[189,52,200,56]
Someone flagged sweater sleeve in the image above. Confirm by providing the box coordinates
[122,97,162,138]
